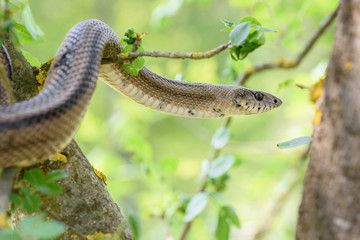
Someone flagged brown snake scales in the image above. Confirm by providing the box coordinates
[0,19,282,168]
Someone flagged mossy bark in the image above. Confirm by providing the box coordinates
[4,37,133,240]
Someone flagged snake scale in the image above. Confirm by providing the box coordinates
[0,19,282,168]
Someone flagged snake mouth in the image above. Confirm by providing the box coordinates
[273,96,282,107]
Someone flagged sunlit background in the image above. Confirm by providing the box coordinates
[26,0,337,239]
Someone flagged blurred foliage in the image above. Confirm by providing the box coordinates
[18,0,337,239]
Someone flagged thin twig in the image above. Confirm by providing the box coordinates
[235,5,339,85]
[178,118,231,240]
[101,41,231,64]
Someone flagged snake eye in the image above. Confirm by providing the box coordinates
[254,92,264,101]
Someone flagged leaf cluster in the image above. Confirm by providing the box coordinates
[0,168,68,240]
[179,127,242,240]
[119,27,146,75]
[222,16,275,60]
[0,214,66,240]
[11,168,67,213]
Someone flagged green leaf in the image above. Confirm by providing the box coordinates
[221,19,235,32]
[277,136,313,149]
[222,206,240,227]
[125,27,135,38]
[239,16,262,28]
[158,157,178,175]
[184,192,209,222]
[45,170,68,182]
[215,209,230,240]
[9,193,21,204]
[24,168,45,185]
[210,192,229,205]
[221,19,235,28]
[36,182,62,196]
[122,45,145,75]
[255,26,277,32]
[0,229,21,240]
[13,23,44,45]
[229,21,251,47]
[19,214,66,239]
[211,127,231,149]
[208,154,235,178]
[21,5,44,40]
[19,187,31,196]
[21,49,41,66]
[125,136,153,163]
[277,78,294,93]
[236,30,266,60]
[127,212,140,240]
[21,193,40,213]
[200,159,210,177]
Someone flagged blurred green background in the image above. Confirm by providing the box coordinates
[25,0,337,239]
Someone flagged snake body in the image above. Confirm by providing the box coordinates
[0,20,282,168]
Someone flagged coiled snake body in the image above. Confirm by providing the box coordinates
[0,20,282,168]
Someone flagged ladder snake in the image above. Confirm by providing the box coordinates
[0,19,282,168]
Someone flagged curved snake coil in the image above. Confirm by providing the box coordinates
[0,20,282,168]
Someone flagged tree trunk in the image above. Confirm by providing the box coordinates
[296,0,360,239]
[4,37,133,239]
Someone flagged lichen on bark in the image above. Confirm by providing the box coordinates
[4,37,133,239]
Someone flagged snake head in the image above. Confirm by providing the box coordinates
[232,87,282,115]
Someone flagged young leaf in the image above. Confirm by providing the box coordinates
[121,45,145,75]
[222,206,240,227]
[211,127,231,149]
[236,30,266,60]
[22,193,40,213]
[277,78,294,93]
[255,26,277,32]
[200,159,210,177]
[0,229,21,240]
[184,192,209,222]
[210,192,229,205]
[14,23,44,45]
[127,212,140,240]
[158,157,178,175]
[21,5,44,40]
[215,209,230,240]
[277,136,313,149]
[221,19,235,28]
[229,21,251,47]
[21,49,41,66]
[239,16,262,28]
[36,182,62,196]
[45,170,68,182]
[208,154,235,178]
[221,19,235,32]
[19,214,66,239]
[24,168,45,185]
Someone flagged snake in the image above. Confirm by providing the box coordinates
[0,19,282,168]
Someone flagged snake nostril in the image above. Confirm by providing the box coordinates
[274,99,278,103]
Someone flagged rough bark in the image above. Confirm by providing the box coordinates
[4,37,133,239]
[296,0,360,239]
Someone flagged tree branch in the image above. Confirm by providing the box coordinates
[2,36,133,239]
[101,41,231,64]
[235,5,339,85]
[178,117,232,240]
